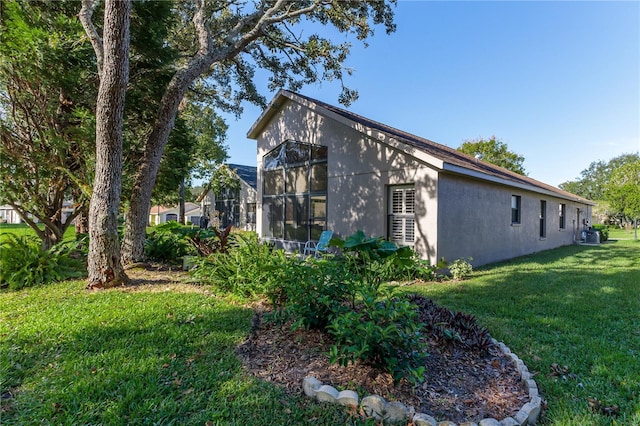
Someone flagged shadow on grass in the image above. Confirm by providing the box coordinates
[403,241,640,425]
[0,288,357,425]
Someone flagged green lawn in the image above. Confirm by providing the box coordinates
[608,226,638,241]
[1,240,638,425]
[0,223,76,243]
[401,239,640,426]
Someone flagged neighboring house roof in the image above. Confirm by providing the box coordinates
[228,164,258,190]
[149,206,174,215]
[196,164,258,202]
[248,90,595,206]
[150,203,201,215]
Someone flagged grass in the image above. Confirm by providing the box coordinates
[1,239,638,425]
[0,281,362,425]
[401,239,640,426]
[608,226,638,240]
[0,223,76,243]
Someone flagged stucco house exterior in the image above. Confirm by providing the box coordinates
[149,202,203,226]
[198,164,258,231]
[247,91,595,267]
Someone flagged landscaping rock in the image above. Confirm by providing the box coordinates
[315,385,339,403]
[478,419,500,426]
[361,395,386,420]
[499,418,519,426]
[437,421,458,426]
[302,376,322,398]
[513,408,528,426]
[413,413,438,426]
[336,390,359,407]
[460,422,479,426]
[384,401,409,423]
[526,379,539,399]
[527,396,542,424]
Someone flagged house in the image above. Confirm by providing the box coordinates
[0,205,23,224]
[0,202,75,225]
[247,90,595,266]
[198,164,258,231]
[148,202,203,226]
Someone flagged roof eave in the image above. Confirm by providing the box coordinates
[442,163,597,205]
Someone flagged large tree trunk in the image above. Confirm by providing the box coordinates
[87,0,131,289]
[121,57,216,264]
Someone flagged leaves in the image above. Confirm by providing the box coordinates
[457,136,527,175]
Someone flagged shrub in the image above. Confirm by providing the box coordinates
[329,230,439,285]
[448,257,473,280]
[409,295,493,351]
[145,222,214,263]
[190,233,289,298]
[328,289,427,384]
[0,235,86,290]
[267,258,357,330]
[592,224,609,242]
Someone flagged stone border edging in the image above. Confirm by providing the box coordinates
[302,338,542,425]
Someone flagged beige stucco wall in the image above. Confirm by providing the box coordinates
[253,96,593,266]
[436,173,593,266]
[255,97,439,260]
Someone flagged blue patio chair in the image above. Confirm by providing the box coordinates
[303,230,333,258]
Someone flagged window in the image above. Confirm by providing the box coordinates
[214,188,240,228]
[559,203,566,230]
[540,200,547,238]
[262,140,328,242]
[246,203,256,225]
[388,185,415,246]
[511,195,521,224]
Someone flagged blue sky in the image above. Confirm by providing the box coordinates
[219,1,639,187]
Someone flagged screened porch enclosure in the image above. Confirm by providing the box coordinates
[262,140,328,244]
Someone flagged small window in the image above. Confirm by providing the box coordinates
[559,203,566,230]
[540,200,547,238]
[511,195,521,224]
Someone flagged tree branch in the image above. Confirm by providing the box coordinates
[79,0,104,76]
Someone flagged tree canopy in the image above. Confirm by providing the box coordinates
[0,1,96,249]
[76,0,397,286]
[605,159,640,223]
[457,137,526,175]
[559,153,639,202]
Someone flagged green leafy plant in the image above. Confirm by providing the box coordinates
[145,222,217,263]
[0,235,86,290]
[592,224,609,242]
[448,257,473,280]
[329,230,439,286]
[328,289,427,384]
[267,258,357,330]
[190,233,289,298]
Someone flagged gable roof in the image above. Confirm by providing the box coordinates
[228,164,257,190]
[248,90,594,205]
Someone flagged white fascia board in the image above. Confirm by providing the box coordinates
[442,163,597,205]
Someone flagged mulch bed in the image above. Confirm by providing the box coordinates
[236,307,529,424]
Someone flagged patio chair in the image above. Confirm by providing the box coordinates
[303,230,333,258]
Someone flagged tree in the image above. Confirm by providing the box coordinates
[108,0,397,265]
[559,153,639,201]
[457,136,526,175]
[81,0,131,288]
[151,104,228,222]
[0,1,96,249]
[79,0,396,284]
[605,159,640,238]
